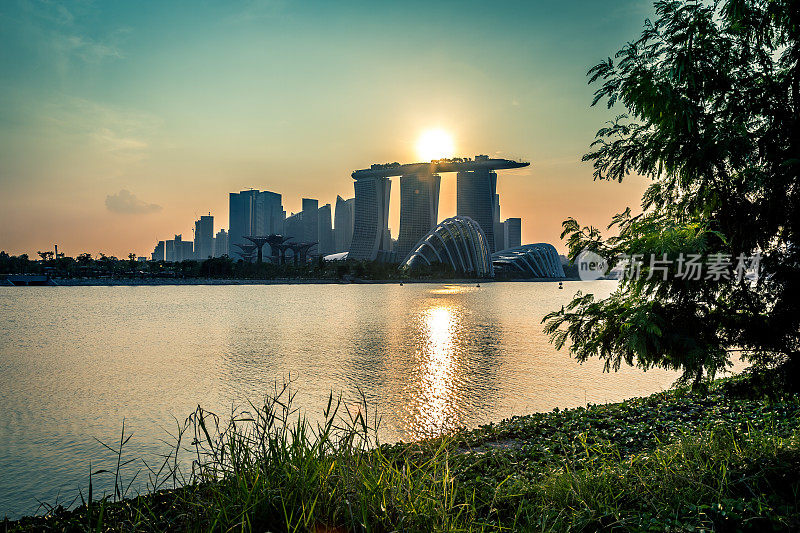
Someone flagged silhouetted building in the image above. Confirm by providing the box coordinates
[165,234,193,262]
[334,195,355,253]
[254,191,284,235]
[397,172,441,259]
[228,190,257,258]
[349,176,391,261]
[350,156,528,261]
[302,198,319,249]
[493,193,503,252]
[504,217,521,250]
[213,229,228,257]
[457,168,498,252]
[228,189,284,257]
[317,203,334,256]
[194,214,214,260]
[284,212,303,242]
[151,240,165,262]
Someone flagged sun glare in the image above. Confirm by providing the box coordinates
[416,129,455,162]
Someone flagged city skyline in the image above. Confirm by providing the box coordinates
[0,0,655,257]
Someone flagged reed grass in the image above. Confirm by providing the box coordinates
[5,376,800,532]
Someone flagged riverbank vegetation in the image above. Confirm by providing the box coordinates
[6,371,800,531]
[0,251,475,282]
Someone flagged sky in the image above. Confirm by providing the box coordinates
[0,0,657,257]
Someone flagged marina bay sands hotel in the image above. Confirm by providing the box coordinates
[348,155,529,261]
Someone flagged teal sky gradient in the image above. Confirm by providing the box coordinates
[0,0,654,257]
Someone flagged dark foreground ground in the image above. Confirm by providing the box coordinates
[6,372,800,532]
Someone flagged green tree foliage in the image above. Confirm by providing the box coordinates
[544,0,800,387]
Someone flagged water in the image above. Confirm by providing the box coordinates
[0,281,679,518]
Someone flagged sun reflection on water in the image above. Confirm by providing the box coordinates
[406,304,461,438]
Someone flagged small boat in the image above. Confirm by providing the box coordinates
[558,281,563,289]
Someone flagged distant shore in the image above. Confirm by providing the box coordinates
[40,277,579,286]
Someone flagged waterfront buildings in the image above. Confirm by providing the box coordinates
[145,155,530,266]
[334,195,355,253]
[402,216,494,277]
[194,215,214,260]
[350,157,527,261]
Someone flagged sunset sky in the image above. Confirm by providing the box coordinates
[0,0,655,257]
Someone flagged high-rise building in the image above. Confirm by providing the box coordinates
[213,229,228,257]
[349,177,391,261]
[151,241,165,262]
[396,172,441,260]
[497,221,508,251]
[254,191,284,235]
[493,193,505,252]
[457,169,498,252]
[334,195,355,253]
[504,217,521,249]
[228,189,284,257]
[194,215,214,260]
[228,190,257,257]
[317,203,334,256]
[284,212,303,241]
[301,198,319,248]
[165,234,193,262]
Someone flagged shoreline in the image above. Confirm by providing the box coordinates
[5,372,800,530]
[8,277,581,287]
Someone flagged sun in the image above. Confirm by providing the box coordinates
[416,129,455,162]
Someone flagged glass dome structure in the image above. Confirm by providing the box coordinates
[492,243,565,277]
[401,216,494,277]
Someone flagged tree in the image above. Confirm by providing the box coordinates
[543,0,800,388]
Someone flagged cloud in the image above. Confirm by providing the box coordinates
[105,189,162,215]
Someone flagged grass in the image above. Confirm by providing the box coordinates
[5,374,800,532]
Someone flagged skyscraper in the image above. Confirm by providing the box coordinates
[317,203,334,256]
[284,212,303,241]
[349,177,391,261]
[254,191,284,235]
[302,198,319,246]
[457,169,498,252]
[493,193,504,252]
[228,189,285,257]
[334,195,355,253]
[213,229,228,257]
[504,217,521,249]
[165,234,193,262]
[194,215,214,260]
[228,190,258,257]
[151,241,165,262]
[396,172,441,260]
